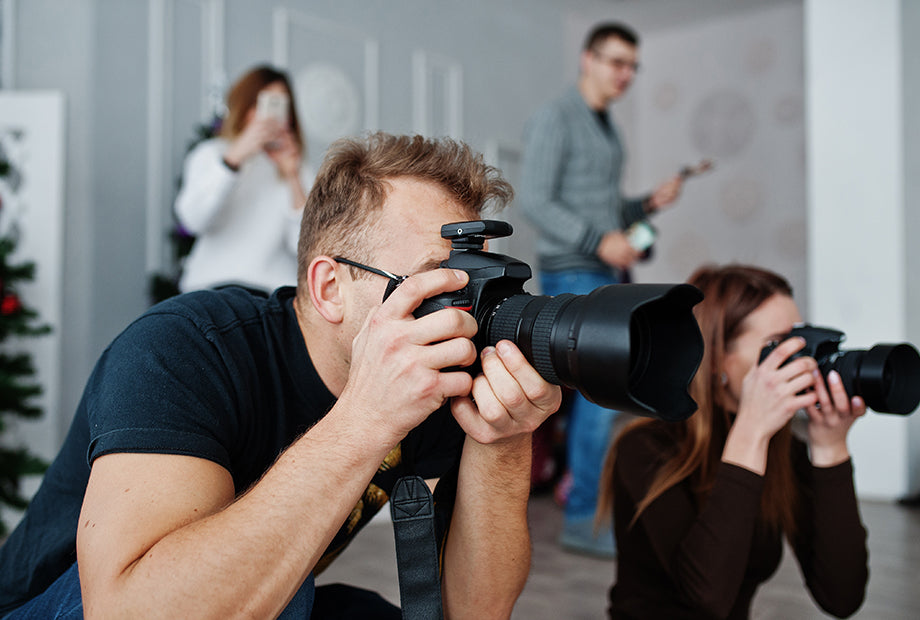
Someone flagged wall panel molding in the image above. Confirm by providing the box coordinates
[0,0,16,88]
[145,0,226,274]
[200,0,226,119]
[273,7,379,131]
[146,0,170,274]
[412,50,463,138]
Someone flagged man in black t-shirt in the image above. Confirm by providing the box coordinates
[0,133,561,618]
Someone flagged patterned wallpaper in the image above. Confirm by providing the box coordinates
[627,4,807,310]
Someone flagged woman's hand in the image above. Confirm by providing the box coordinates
[265,130,307,211]
[223,117,285,169]
[735,337,819,437]
[265,130,303,180]
[804,369,865,466]
[723,337,819,474]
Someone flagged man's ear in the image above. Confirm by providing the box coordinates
[307,256,345,324]
[579,49,592,75]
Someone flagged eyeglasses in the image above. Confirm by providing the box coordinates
[334,257,408,284]
[591,50,640,73]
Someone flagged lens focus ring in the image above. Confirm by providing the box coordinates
[529,295,575,384]
[488,295,533,343]
[488,294,576,385]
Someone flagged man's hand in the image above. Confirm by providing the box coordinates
[337,269,480,442]
[646,174,683,212]
[451,340,562,444]
[597,229,641,269]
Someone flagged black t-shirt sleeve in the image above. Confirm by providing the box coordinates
[85,310,240,471]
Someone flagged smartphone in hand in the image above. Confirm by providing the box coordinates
[256,91,289,151]
[256,91,289,125]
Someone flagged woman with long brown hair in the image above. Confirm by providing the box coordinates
[175,65,312,294]
[599,264,868,619]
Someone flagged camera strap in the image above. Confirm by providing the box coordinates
[391,475,444,620]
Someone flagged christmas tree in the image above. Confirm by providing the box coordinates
[0,145,49,537]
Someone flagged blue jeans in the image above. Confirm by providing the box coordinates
[3,562,315,619]
[3,564,83,619]
[540,269,621,522]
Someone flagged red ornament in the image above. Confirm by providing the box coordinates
[1,292,22,315]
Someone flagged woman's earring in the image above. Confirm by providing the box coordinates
[720,372,728,386]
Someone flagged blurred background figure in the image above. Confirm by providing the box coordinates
[599,264,868,619]
[174,65,312,295]
[519,21,682,559]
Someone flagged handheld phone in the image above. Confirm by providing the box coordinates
[256,91,289,125]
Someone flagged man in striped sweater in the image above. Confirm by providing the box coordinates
[520,21,683,559]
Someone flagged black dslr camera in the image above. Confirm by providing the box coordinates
[759,324,920,415]
[392,220,705,421]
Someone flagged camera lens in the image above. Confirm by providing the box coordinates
[829,344,920,415]
[484,284,704,421]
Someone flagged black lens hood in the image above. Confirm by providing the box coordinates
[560,283,704,421]
[858,343,920,415]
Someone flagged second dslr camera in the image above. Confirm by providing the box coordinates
[760,324,920,415]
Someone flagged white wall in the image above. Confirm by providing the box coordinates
[903,0,920,496]
[629,4,807,307]
[806,0,919,499]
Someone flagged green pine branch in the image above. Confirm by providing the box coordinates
[0,311,51,342]
[0,222,51,533]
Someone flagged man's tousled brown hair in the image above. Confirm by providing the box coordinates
[297,132,513,287]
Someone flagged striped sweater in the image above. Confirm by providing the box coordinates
[519,86,649,274]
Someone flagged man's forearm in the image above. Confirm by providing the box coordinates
[441,433,532,619]
[78,406,396,619]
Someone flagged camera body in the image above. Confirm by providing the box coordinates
[410,221,530,345]
[759,324,846,367]
[392,220,705,421]
[759,324,920,415]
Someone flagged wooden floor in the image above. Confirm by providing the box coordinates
[318,493,920,619]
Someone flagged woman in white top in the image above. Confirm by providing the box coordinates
[175,65,313,294]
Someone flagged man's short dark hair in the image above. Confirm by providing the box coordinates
[583,22,639,51]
